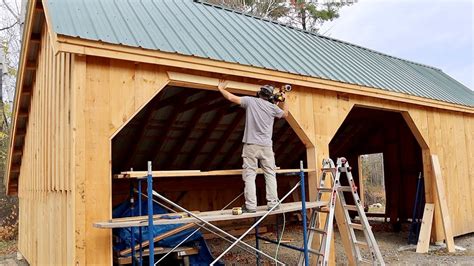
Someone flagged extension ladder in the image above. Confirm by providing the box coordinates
[299,157,385,265]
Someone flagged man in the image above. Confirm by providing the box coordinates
[217,80,289,213]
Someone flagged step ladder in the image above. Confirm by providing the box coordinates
[299,157,385,266]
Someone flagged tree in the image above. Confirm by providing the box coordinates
[1,0,22,104]
[0,0,21,239]
[205,0,289,20]
[203,0,355,33]
[288,0,353,32]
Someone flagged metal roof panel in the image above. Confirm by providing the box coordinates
[46,0,474,107]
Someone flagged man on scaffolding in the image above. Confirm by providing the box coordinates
[217,80,289,213]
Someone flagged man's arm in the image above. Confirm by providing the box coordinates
[217,79,241,105]
[277,93,289,118]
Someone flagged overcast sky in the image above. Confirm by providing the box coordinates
[319,0,474,90]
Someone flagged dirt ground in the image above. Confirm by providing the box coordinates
[207,219,474,265]
[1,219,473,265]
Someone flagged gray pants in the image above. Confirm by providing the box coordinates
[242,144,279,210]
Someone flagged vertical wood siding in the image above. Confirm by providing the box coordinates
[17,25,74,265]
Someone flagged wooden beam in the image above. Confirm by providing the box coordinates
[16,129,26,137]
[416,203,435,253]
[119,93,167,170]
[30,33,41,43]
[34,0,43,12]
[13,150,23,157]
[149,96,188,167]
[119,223,196,256]
[10,164,20,173]
[201,111,245,170]
[115,168,314,179]
[26,61,36,70]
[94,201,326,228]
[431,155,455,252]
[275,127,296,156]
[162,91,221,167]
[165,111,204,168]
[115,247,196,265]
[57,36,474,114]
[184,109,226,167]
[18,108,29,118]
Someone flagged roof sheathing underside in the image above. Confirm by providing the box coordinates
[112,86,306,173]
[46,0,474,107]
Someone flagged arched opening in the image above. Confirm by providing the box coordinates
[111,85,308,211]
[329,106,425,230]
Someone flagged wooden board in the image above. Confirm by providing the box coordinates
[416,203,435,253]
[94,201,327,228]
[119,223,196,256]
[115,168,315,179]
[431,155,455,252]
[115,246,198,265]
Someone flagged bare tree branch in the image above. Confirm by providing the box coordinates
[2,0,20,22]
[0,21,18,32]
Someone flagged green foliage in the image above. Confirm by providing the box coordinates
[205,0,289,20]
[203,0,354,33]
[291,0,349,31]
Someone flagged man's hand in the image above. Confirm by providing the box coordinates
[218,79,228,91]
[217,79,241,105]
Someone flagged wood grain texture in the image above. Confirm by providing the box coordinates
[16,25,74,265]
[94,201,327,228]
[416,203,435,253]
[431,155,455,252]
[14,49,473,266]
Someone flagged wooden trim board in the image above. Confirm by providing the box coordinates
[115,168,315,179]
[55,36,474,114]
[431,155,455,252]
[94,201,327,228]
[416,203,435,253]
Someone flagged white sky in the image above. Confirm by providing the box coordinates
[319,0,474,90]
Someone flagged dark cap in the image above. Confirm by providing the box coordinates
[258,85,274,99]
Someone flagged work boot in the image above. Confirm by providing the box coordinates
[242,205,256,213]
[267,204,280,211]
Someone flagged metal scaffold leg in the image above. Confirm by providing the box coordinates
[147,161,154,266]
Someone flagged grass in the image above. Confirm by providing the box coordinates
[0,239,17,256]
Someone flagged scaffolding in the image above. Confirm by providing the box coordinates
[94,161,324,265]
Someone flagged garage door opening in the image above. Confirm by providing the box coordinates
[111,86,308,211]
[329,106,424,231]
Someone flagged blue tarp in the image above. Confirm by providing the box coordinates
[112,200,222,265]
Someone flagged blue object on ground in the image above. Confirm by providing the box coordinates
[112,200,223,265]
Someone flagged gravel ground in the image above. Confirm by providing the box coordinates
[207,219,474,265]
[1,220,472,265]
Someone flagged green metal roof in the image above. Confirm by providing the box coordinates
[46,0,474,107]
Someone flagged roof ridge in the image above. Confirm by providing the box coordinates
[192,0,441,71]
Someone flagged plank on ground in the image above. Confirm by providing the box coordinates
[416,203,435,253]
[94,201,327,228]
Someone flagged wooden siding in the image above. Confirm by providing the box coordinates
[287,87,474,241]
[72,56,169,265]
[14,52,473,265]
[17,25,74,265]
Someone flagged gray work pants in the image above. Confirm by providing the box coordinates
[242,143,279,210]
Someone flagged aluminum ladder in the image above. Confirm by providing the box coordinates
[299,157,385,265]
